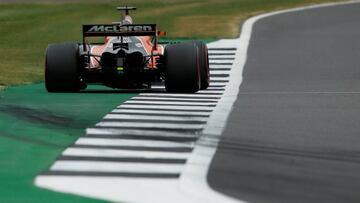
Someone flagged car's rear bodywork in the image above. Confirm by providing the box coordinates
[45,6,209,93]
[80,22,164,89]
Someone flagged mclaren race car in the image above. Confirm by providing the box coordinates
[45,6,209,93]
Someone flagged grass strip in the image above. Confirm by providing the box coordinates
[0,83,135,202]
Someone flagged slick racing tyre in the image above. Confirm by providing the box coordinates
[45,42,81,92]
[164,42,200,93]
[195,41,210,90]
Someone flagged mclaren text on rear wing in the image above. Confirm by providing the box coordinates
[83,24,156,37]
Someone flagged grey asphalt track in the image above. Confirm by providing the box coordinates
[208,3,360,203]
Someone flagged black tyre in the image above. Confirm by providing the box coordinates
[45,43,81,92]
[164,42,200,93]
[195,41,210,90]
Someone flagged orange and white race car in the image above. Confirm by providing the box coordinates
[45,6,209,93]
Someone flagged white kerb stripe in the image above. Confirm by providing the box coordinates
[111,109,211,117]
[209,60,234,64]
[210,70,231,74]
[151,85,224,91]
[151,86,165,89]
[104,114,208,122]
[208,50,236,54]
[75,138,194,148]
[63,148,191,159]
[196,90,224,94]
[118,105,213,111]
[86,128,199,138]
[35,177,195,203]
[209,82,228,86]
[208,55,236,59]
[51,161,184,174]
[209,64,233,69]
[96,122,203,130]
[123,100,216,106]
[130,96,219,102]
[139,93,221,98]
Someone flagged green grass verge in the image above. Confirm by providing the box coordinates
[0,84,136,202]
[0,0,344,86]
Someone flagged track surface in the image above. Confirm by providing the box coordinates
[209,3,360,203]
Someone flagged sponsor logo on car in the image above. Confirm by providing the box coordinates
[87,25,153,33]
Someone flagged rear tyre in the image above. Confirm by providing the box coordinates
[195,41,210,90]
[45,42,81,92]
[164,42,200,93]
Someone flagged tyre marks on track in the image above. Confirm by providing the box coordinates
[35,45,236,202]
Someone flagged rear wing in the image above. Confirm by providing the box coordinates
[83,24,156,37]
[82,24,157,51]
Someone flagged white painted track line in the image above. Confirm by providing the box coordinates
[209,55,236,59]
[63,148,191,159]
[210,70,230,74]
[130,96,219,102]
[209,82,228,86]
[75,138,194,148]
[111,109,211,117]
[123,100,216,106]
[194,90,224,94]
[86,128,199,138]
[151,85,225,91]
[118,105,214,111]
[209,60,233,64]
[96,122,204,130]
[140,93,221,98]
[208,50,236,53]
[150,86,165,89]
[35,178,192,203]
[51,161,184,174]
[104,114,207,122]
[209,64,233,68]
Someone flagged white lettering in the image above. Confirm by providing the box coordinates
[88,25,104,32]
[87,25,153,33]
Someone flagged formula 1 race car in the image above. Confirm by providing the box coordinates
[45,6,209,93]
